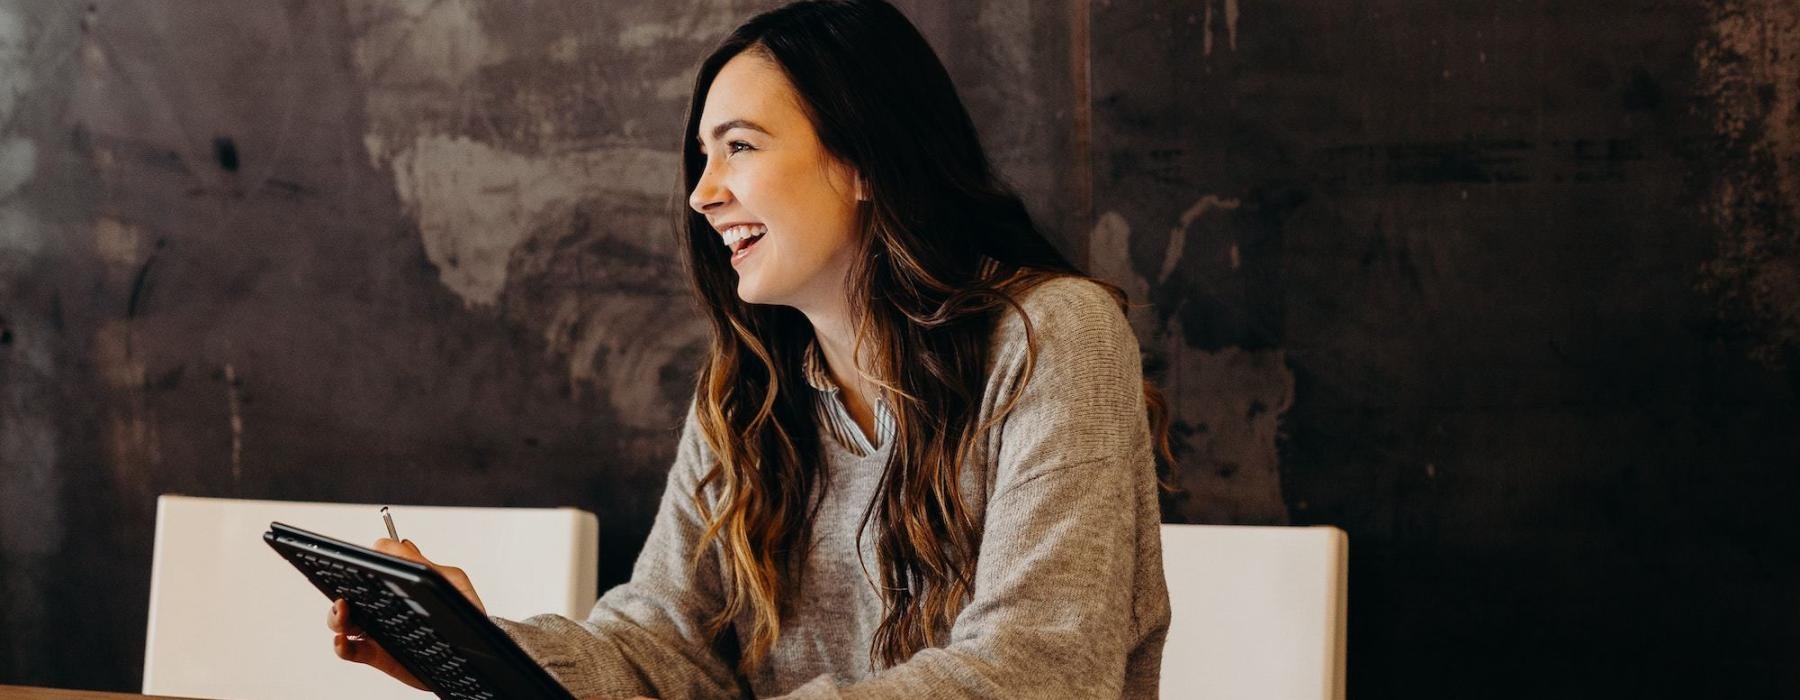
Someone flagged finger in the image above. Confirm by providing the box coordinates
[372,537,407,556]
[337,634,431,691]
[327,599,366,636]
[334,635,386,667]
[374,538,431,567]
[373,537,435,565]
[373,539,460,588]
[334,632,366,662]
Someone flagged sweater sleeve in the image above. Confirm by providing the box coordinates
[774,278,1158,699]
[491,403,745,700]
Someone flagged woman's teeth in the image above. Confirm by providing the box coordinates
[721,224,767,250]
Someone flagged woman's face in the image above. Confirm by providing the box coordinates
[689,51,863,311]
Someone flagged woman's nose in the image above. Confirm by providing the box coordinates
[689,160,729,214]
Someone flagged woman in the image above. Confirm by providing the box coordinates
[329,1,1173,697]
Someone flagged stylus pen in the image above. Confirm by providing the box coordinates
[381,506,400,541]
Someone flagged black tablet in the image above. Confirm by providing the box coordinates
[263,521,576,700]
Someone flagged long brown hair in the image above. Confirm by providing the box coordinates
[678,0,1175,673]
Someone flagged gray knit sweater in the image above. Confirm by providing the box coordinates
[492,277,1170,698]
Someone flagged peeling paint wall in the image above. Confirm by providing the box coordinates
[1697,0,1800,367]
[0,0,1796,696]
[1090,0,1800,696]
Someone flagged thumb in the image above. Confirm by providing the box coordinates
[371,538,426,565]
[400,540,457,576]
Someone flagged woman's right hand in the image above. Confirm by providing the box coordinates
[325,538,488,691]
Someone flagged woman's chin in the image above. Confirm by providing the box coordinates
[734,278,775,306]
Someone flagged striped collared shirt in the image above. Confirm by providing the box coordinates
[801,338,895,457]
[802,257,1004,456]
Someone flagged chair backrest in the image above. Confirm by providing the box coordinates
[1159,524,1348,700]
[142,495,599,700]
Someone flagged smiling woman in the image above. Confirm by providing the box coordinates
[687,56,864,311]
[327,1,1176,697]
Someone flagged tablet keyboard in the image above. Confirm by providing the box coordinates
[286,548,498,699]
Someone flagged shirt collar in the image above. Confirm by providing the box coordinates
[801,336,839,393]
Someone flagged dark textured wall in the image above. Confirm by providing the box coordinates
[1093,1,1800,696]
[1,1,1795,696]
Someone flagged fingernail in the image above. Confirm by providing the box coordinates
[402,538,416,550]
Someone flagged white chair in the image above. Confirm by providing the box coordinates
[142,495,599,700]
[1159,524,1349,699]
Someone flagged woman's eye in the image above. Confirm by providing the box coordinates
[728,140,755,155]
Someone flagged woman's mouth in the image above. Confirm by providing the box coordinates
[722,224,767,266]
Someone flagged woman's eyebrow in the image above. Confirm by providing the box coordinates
[706,118,772,142]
